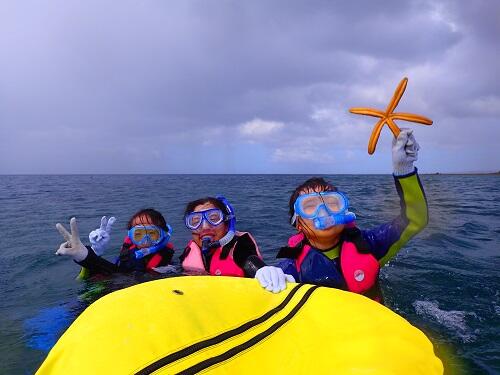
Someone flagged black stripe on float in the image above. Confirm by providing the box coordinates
[176,285,319,375]
[136,283,306,375]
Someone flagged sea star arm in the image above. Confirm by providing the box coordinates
[368,118,386,154]
[391,113,433,125]
[386,118,402,138]
[349,108,385,118]
[385,77,408,114]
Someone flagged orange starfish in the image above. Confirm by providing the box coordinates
[349,77,433,154]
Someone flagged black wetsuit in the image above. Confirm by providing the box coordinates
[77,240,174,277]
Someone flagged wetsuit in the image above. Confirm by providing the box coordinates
[277,169,428,294]
[77,238,174,278]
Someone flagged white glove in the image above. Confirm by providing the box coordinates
[255,266,296,293]
[392,128,420,176]
[88,216,116,256]
[55,217,88,262]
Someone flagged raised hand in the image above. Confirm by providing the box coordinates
[392,128,420,176]
[88,216,116,256]
[55,217,88,262]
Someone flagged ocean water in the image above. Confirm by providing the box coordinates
[0,174,499,374]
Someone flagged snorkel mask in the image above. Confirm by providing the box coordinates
[128,224,173,259]
[184,196,236,253]
[292,191,356,230]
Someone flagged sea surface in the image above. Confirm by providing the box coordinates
[0,174,499,374]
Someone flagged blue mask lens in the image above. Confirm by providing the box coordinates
[132,224,173,259]
[128,225,166,246]
[293,191,355,229]
[185,209,225,230]
[294,192,349,218]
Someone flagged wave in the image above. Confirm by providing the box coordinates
[413,300,478,343]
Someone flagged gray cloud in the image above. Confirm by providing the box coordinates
[0,0,498,173]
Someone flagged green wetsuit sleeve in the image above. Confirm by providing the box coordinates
[76,266,91,280]
[363,169,428,266]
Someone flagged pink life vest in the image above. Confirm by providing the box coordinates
[181,231,262,277]
[288,231,380,294]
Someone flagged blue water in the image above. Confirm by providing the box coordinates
[1,174,499,374]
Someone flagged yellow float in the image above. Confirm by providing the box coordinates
[37,276,443,374]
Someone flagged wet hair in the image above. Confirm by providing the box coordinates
[127,208,168,230]
[184,197,229,218]
[288,177,337,225]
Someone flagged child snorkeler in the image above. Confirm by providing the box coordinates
[277,129,427,301]
[55,208,174,277]
[181,196,295,292]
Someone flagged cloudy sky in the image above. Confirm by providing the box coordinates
[0,0,498,174]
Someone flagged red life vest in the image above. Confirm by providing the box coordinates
[181,231,261,277]
[122,236,174,271]
[288,231,380,294]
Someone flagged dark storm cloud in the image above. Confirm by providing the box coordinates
[0,0,498,173]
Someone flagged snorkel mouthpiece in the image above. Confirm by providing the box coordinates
[313,211,356,230]
[201,236,213,254]
[134,239,166,259]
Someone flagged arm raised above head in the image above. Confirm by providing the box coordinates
[362,169,428,266]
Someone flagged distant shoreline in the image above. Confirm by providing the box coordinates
[421,172,500,176]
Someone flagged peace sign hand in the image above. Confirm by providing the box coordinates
[55,217,89,262]
[88,216,116,256]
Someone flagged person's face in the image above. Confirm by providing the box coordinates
[295,187,345,243]
[190,202,228,248]
[130,214,157,249]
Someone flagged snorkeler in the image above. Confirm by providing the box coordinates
[55,209,174,277]
[181,196,295,293]
[277,129,427,300]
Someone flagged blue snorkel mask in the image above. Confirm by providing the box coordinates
[128,224,173,259]
[292,191,356,230]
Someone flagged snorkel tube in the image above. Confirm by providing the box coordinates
[201,195,236,253]
[313,211,356,230]
[133,225,173,259]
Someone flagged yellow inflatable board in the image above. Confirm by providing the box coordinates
[37,276,443,374]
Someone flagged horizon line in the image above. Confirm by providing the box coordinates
[1,171,499,176]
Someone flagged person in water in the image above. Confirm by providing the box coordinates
[277,129,427,300]
[55,208,174,277]
[180,196,295,292]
